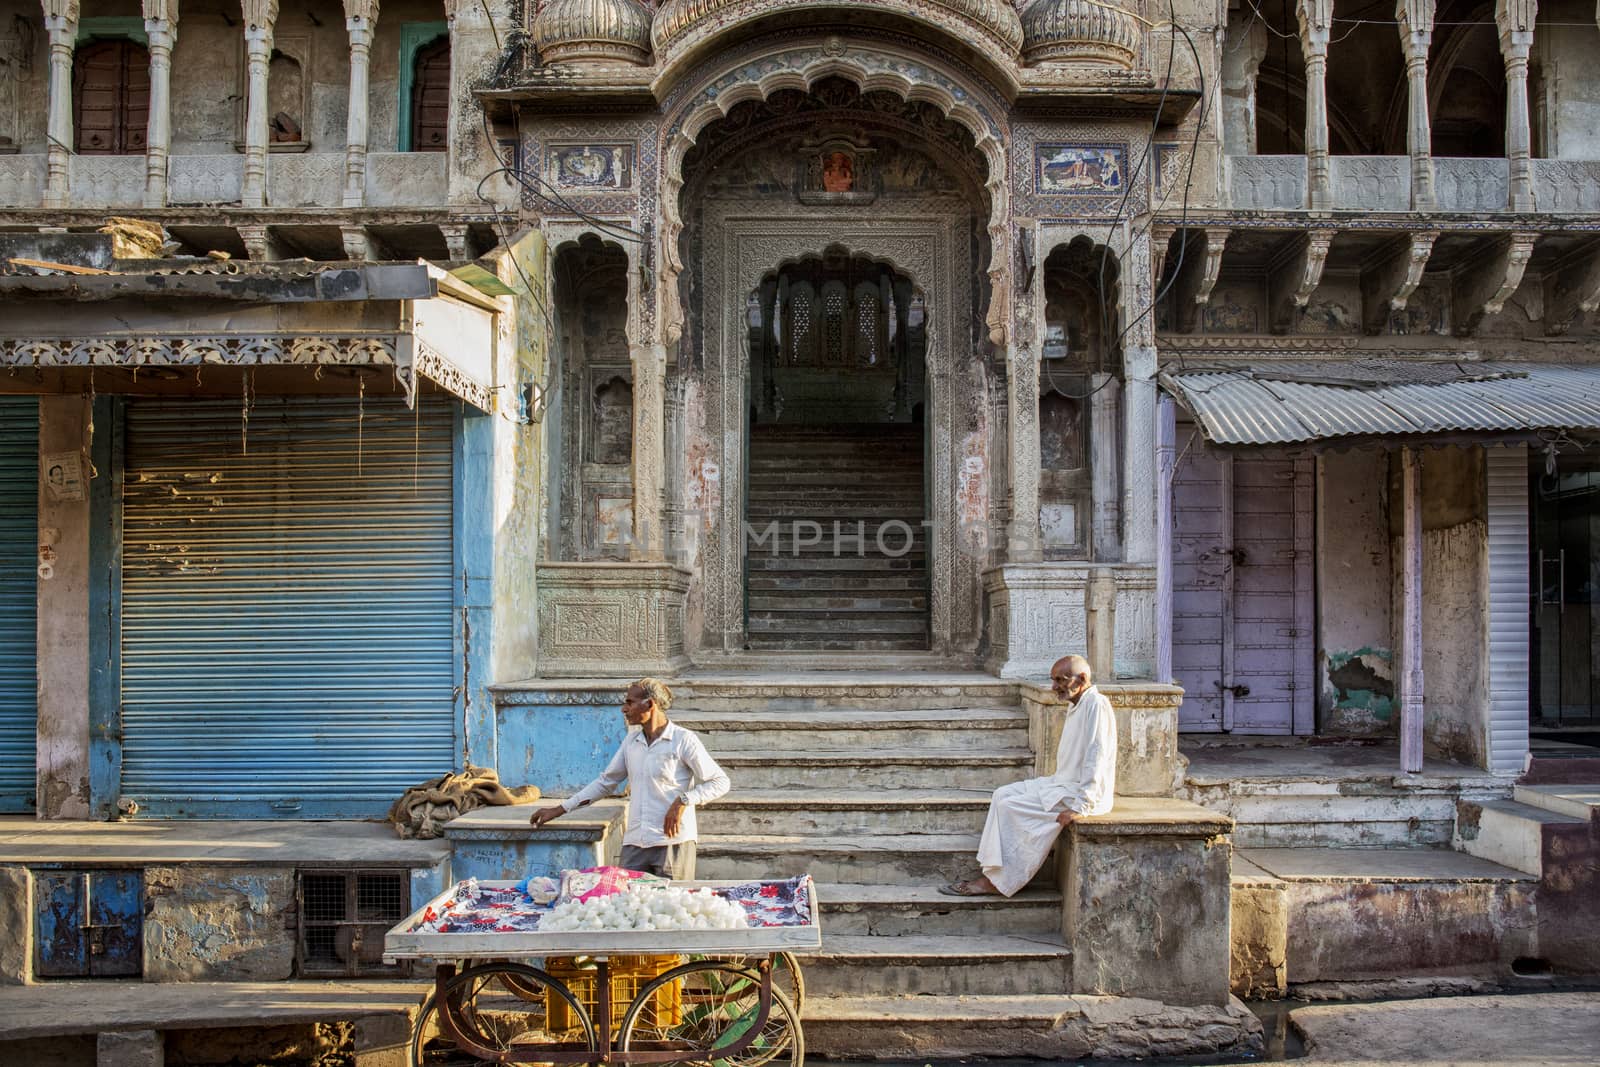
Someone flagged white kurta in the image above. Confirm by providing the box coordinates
[977,686,1117,897]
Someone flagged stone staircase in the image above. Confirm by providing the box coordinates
[745,424,928,652]
[673,673,1073,1022]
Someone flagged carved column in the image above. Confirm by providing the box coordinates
[240,0,278,209]
[1089,373,1121,561]
[630,343,667,562]
[1121,231,1158,565]
[342,0,379,208]
[140,1,179,207]
[1296,0,1333,209]
[1006,343,1043,563]
[1221,16,1268,156]
[40,0,79,209]
[1396,0,1436,210]
[1496,0,1538,212]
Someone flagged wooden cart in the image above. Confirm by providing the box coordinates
[384,879,821,1067]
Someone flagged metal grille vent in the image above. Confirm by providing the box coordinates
[296,869,410,977]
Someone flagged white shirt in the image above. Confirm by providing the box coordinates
[1038,685,1117,816]
[562,722,731,847]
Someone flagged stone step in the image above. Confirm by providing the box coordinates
[813,883,1060,936]
[747,613,927,634]
[746,556,925,572]
[748,594,929,612]
[676,708,1029,751]
[1512,783,1600,822]
[1454,798,1590,877]
[675,676,1016,712]
[794,934,1072,997]
[696,832,1012,885]
[698,789,997,834]
[746,575,928,592]
[744,635,932,651]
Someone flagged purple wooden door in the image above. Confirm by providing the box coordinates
[1172,433,1314,734]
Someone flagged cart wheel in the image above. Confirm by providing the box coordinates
[712,952,805,1015]
[412,963,598,1066]
[618,960,804,1067]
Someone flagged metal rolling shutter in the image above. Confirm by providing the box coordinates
[0,397,39,813]
[120,397,456,818]
[1486,445,1530,776]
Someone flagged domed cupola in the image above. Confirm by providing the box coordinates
[1021,0,1140,69]
[533,0,653,65]
[653,0,1024,62]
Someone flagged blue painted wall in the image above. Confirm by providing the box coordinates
[494,688,628,795]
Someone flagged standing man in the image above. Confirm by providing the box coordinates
[529,678,730,880]
[942,654,1116,897]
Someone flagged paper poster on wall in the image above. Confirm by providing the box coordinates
[43,451,86,502]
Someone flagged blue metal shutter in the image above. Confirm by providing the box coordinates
[120,397,456,818]
[0,397,39,813]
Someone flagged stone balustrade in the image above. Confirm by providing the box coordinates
[1329,156,1411,213]
[1226,155,1307,210]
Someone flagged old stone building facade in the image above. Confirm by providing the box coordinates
[1,0,1599,1057]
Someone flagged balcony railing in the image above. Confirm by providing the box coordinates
[1226,155,1307,210]
[0,150,449,210]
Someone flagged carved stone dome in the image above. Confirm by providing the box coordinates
[534,0,653,65]
[1021,0,1140,68]
[653,0,1025,60]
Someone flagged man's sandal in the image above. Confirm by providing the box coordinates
[938,878,994,897]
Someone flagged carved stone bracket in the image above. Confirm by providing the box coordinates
[440,222,472,261]
[1544,239,1600,335]
[1452,230,1538,334]
[239,223,275,262]
[1361,230,1438,333]
[1271,228,1335,328]
[1193,227,1230,308]
[340,224,379,261]
[1150,224,1176,288]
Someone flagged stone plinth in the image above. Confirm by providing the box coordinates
[1022,682,1184,797]
[536,563,689,678]
[983,563,1156,682]
[492,682,630,795]
[1060,797,1234,1007]
[444,799,625,882]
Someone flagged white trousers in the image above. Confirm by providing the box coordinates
[976,778,1066,897]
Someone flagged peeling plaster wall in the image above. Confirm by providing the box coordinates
[1538,0,1600,158]
[1316,450,1395,736]
[1390,447,1490,768]
[143,866,295,982]
[0,1,49,153]
[35,397,91,820]
[490,230,548,693]
[442,0,505,208]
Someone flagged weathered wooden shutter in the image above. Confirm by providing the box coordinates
[0,397,38,813]
[119,397,456,818]
[73,39,150,155]
[410,36,450,153]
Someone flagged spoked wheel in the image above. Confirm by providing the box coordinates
[618,960,804,1067]
[412,963,598,1066]
[705,952,805,1015]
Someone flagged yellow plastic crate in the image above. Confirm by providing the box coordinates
[545,954,684,1034]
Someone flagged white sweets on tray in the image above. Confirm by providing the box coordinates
[384,878,823,961]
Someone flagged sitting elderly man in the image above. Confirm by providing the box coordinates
[942,654,1116,897]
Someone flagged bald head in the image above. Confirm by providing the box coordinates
[1050,655,1093,703]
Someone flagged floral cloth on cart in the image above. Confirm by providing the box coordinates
[405,870,815,935]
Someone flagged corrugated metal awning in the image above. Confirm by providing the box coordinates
[1160,360,1600,447]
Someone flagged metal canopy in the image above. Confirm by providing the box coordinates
[1159,360,1600,447]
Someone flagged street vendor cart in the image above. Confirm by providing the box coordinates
[384,875,821,1067]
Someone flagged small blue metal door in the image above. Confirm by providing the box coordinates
[35,870,144,978]
[119,397,456,818]
[0,397,39,813]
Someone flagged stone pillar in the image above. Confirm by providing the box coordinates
[630,343,666,561]
[1089,373,1121,560]
[1397,0,1436,210]
[140,1,178,208]
[1297,0,1333,209]
[1496,0,1538,212]
[1399,447,1424,773]
[1221,15,1268,156]
[1006,343,1043,562]
[342,0,378,208]
[240,0,278,209]
[1155,395,1176,684]
[40,0,79,209]
[1120,231,1158,565]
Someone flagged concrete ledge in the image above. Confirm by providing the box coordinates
[444,798,625,881]
[1024,684,1186,798]
[0,981,428,1041]
[1074,796,1234,839]
[803,992,1263,1060]
[0,819,450,868]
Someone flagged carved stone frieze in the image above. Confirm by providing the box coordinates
[0,334,400,367]
[536,562,691,677]
[415,341,494,411]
